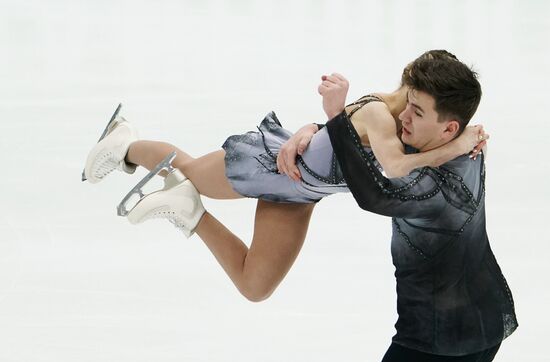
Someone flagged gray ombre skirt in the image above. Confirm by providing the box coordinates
[222,111,378,203]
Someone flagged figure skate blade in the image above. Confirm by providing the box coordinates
[117,151,181,217]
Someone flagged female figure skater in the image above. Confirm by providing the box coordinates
[83,50,487,302]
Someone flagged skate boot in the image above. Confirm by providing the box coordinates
[117,152,206,238]
[82,103,138,183]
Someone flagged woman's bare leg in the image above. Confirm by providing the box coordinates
[126,140,241,199]
[125,140,315,302]
[195,200,315,302]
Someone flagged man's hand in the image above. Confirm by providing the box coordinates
[318,73,349,119]
[455,124,490,160]
[276,123,319,181]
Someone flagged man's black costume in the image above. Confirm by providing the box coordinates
[326,112,517,356]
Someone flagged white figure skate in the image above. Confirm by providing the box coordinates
[82,103,138,183]
[117,152,206,238]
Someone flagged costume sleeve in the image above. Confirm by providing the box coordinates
[314,123,326,130]
[326,111,447,219]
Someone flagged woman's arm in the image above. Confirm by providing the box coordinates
[355,102,486,178]
[277,72,349,180]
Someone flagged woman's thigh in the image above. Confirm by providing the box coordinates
[176,150,243,200]
[244,199,315,296]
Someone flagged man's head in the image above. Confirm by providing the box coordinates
[399,50,482,152]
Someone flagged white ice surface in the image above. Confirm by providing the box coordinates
[0,0,549,361]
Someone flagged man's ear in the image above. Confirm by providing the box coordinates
[444,120,460,139]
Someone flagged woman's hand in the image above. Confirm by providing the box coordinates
[318,73,349,119]
[456,125,490,160]
[276,123,319,181]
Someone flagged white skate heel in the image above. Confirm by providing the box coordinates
[117,152,206,238]
[82,103,139,183]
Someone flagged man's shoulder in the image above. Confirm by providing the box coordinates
[437,154,484,201]
[440,154,482,175]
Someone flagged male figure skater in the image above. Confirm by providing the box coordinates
[279,52,518,361]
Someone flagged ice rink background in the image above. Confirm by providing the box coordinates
[1,0,549,361]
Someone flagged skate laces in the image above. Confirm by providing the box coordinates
[92,122,132,179]
[93,151,120,179]
[150,210,189,232]
[168,217,187,231]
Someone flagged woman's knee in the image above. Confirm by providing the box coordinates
[239,278,276,303]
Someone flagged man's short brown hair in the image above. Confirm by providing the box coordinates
[402,50,482,133]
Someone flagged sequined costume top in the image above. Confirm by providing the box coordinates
[326,111,518,356]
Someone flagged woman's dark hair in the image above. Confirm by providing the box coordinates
[401,50,482,133]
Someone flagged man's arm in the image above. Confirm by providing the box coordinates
[326,111,476,219]
[353,102,486,178]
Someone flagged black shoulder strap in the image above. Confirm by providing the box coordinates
[346,94,384,118]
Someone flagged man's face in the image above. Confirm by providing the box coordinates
[399,89,452,152]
